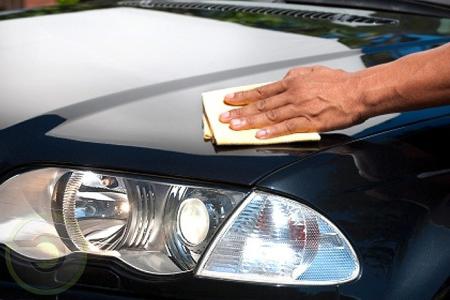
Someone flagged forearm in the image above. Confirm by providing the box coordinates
[355,43,450,118]
[220,44,450,138]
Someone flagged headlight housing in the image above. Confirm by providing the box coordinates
[0,167,359,285]
[0,168,245,274]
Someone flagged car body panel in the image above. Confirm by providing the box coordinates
[0,1,449,299]
[1,5,450,185]
[258,116,450,299]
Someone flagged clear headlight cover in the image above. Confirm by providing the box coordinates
[0,168,245,274]
[197,192,360,285]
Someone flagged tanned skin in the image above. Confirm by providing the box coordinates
[219,43,450,139]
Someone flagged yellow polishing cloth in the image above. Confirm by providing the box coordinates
[202,83,321,145]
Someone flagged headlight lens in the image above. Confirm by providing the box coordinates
[196,192,360,285]
[0,168,359,285]
[177,198,210,246]
[0,168,245,274]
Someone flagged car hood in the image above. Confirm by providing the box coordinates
[1,4,449,185]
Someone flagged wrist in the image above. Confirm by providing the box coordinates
[352,63,400,119]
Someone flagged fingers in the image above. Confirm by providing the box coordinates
[228,105,298,130]
[220,93,291,122]
[224,80,287,105]
[255,117,315,139]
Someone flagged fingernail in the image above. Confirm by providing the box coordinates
[220,111,230,121]
[224,93,235,99]
[256,129,269,139]
[230,118,243,128]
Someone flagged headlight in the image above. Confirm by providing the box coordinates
[0,167,359,285]
[177,198,210,246]
[196,192,360,285]
[0,168,245,274]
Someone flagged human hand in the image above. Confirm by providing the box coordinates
[219,66,367,139]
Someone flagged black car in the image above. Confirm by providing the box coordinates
[0,0,449,299]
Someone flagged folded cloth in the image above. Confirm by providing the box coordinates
[202,83,321,145]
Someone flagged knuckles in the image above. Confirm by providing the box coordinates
[265,110,278,122]
[235,66,356,135]
[230,109,242,118]
[234,90,252,100]
[280,79,289,90]
[256,99,266,112]
[245,116,255,127]
[255,87,265,98]
[285,69,297,78]
[284,119,298,134]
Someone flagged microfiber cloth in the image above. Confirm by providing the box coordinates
[202,83,321,145]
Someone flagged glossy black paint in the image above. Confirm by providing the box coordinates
[0,114,307,186]
[1,116,448,300]
[284,0,450,18]
[259,116,450,300]
[0,1,449,299]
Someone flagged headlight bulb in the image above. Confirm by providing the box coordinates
[177,198,210,246]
